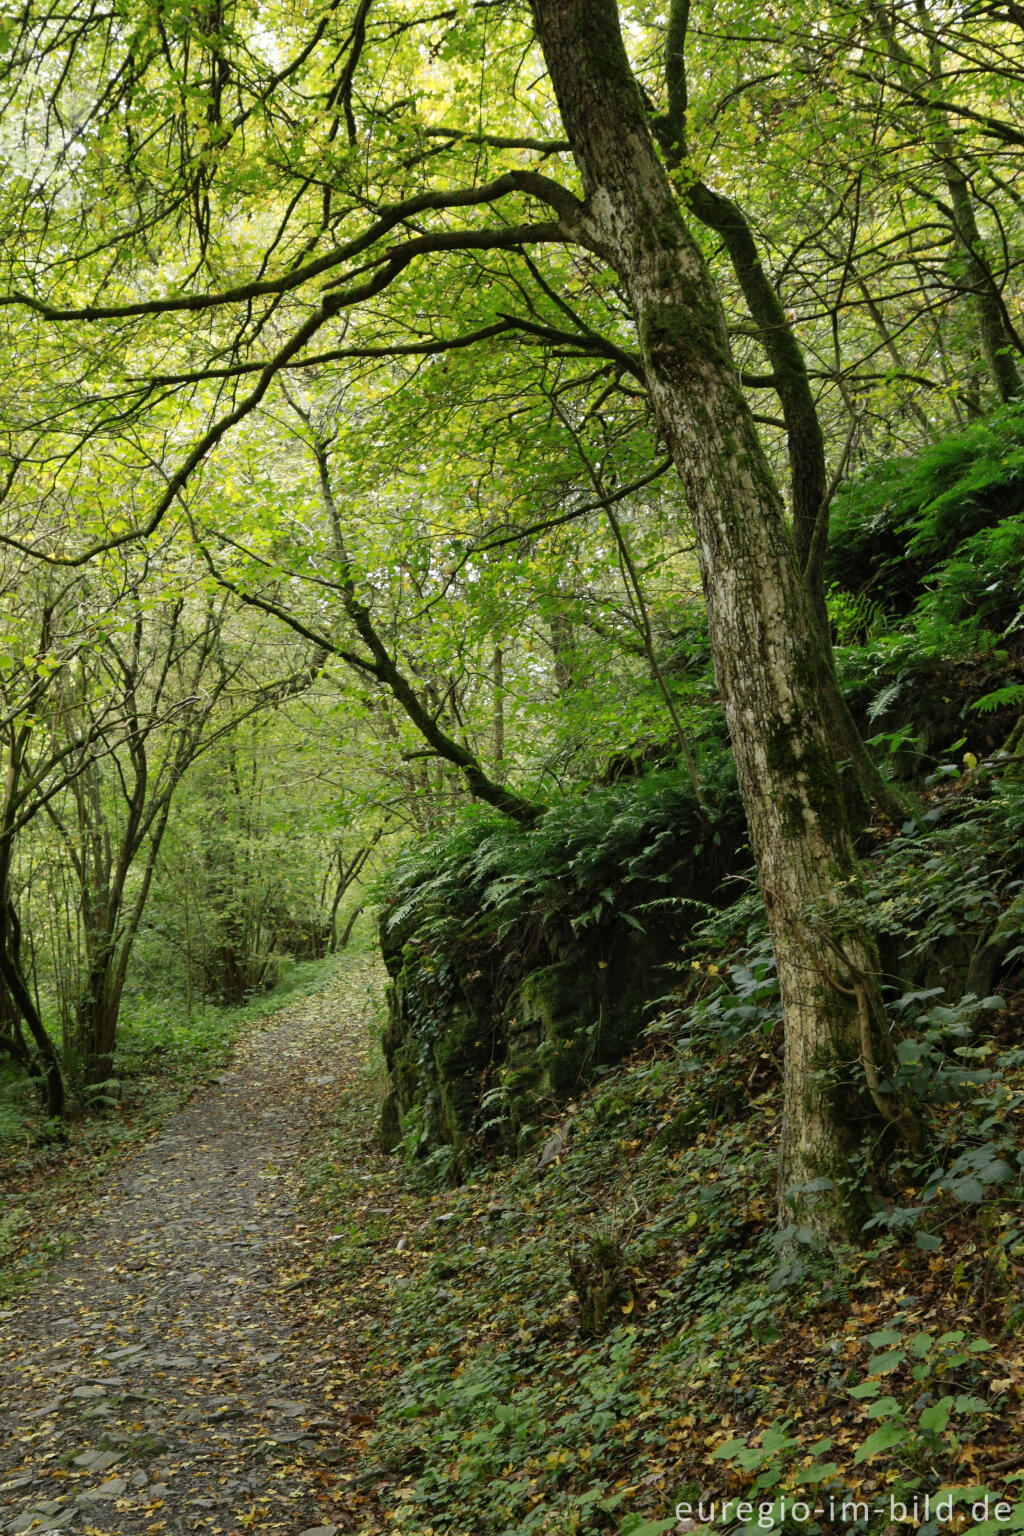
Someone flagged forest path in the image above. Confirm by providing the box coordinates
[0,953,385,1536]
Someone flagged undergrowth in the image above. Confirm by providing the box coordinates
[307,916,1024,1535]
[827,397,1024,626]
[305,759,1024,1535]
[379,752,743,972]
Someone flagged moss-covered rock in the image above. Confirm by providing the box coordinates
[379,912,691,1168]
[376,763,748,1173]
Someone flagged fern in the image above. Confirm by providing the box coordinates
[379,759,745,994]
[971,684,1024,715]
[632,895,717,919]
[0,1099,28,1146]
[827,398,1024,616]
[867,678,905,723]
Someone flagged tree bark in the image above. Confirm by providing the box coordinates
[338,903,364,950]
[530,0,914,1234]
[328,834,379,950]
[492,645,505,773]
[0,899,64,1119]
[0,716,66,1120]
[655,0,905,827]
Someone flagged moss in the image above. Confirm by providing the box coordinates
[436,1068,482,1150]
[764,718,849,848]
[514,963,602,1093]
[638,242,725,362]
[377,763,748,1164]
[379,1090,402,1153]
[431,1004,491,1074]
[640,301,697,360]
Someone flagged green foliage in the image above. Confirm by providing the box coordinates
[0,1100,28,1148]
[381,754,741,960]
[338,1003,785,1535]
[678,934,781,1049]
[114,996,245,1082]
[378,756,745,1167]
[826,583,889,646]
[927,514,1024,630]
[858,777,1024,966]
[316,886,1022,1535]
[0,1204,30,1263]
[836,610,1004,745]
[973,683,1024,716]
[118,956,337,1074]
[865,1008,1024,1245]
[0,1066,33,1147]
[826,407,1024,772]
[711,1320,1012,1533]
[828,399,1024,620]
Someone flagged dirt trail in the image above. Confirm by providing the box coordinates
[0,955,383,1536]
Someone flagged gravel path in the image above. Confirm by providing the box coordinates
[0,956,383,1536]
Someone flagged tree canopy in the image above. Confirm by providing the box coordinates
[2,0,1024,1233]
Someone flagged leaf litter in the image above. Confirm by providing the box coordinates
[0,952,386,1536]
[4,948,1024,1536]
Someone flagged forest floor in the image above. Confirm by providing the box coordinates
[0,951,389,1536]
[3,949,1023,1536]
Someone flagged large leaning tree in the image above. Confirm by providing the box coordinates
[0,0,925,1233]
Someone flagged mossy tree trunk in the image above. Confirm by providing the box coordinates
[655,0,904,828]
[530,0,912,1236]
[0,896,64,1120]
[0,716,65,1120]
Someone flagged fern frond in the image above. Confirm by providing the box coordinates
[867,679,904,722]
[971,684,1024,715]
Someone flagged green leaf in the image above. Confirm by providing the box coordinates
[853,1423,907,1463]
[919,1395,954,1433]
[710,1437,748,1460]
[799,1461,839,1486]
[619,1520,679,1536]
[867,1348,905,1374]
[759,1425,797,1454]
[954,1394,989,1414]
[971,1508,1024,1535]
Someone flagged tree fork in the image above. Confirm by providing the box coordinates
[305,419,541,825]
[654,0,904,828]
[529,0,919,1235]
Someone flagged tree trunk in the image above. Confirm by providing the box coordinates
[548,611,576,698]
[0,900,65,1120]
[75,960,121,1088]
[653,1,904,824]
[530,0,913,1235]
[492,644,505,772]
[879,5,1023,404]
[338,903,364,950]
[942,161,1022,404]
